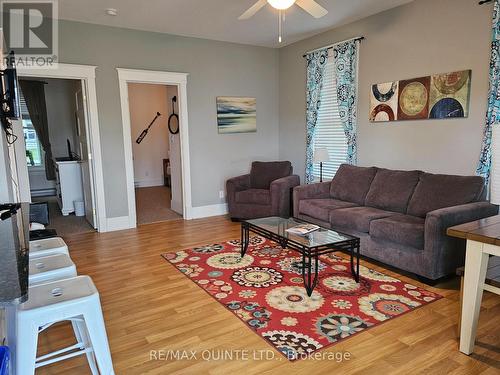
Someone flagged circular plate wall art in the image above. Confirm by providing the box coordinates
[429,98,464,118]
[433,71,468,94]
[372,82,397,102]
[399,81,428,117]
[370,104,395,122]
[370,70,470,122]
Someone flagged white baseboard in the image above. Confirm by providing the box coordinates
[189,203,228,219]
[103,204,226,231]
[30,188,56,197]
[105,215,134,232]
[134,179,164,188]
[171,199,183,215]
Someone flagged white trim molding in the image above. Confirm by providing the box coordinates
[116,68,192,228]
[30,189,56,197]
[105,216,132,232]
[189,204,228,220]
[134,179,165,188]
[17,63,107,232]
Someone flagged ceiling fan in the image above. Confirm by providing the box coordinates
[238,0,328,43]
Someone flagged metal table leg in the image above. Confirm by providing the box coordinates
[350,241,360,283]
[302,251,319,297]
[240,223,249,257]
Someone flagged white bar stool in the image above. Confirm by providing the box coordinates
[29,254,77,285]
[29,237,69,258]
[6,276,114,375]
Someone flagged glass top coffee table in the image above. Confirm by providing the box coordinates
[241,216,360,296]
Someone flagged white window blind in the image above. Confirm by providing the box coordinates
[19,90,29,118]
[490,125,500,204]
[312,57,348,181]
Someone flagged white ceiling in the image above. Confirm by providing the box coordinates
[58,0,413,48]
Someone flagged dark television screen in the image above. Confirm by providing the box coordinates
[1,65,21,120]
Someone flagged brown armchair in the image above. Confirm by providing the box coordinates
[226,161,300,220]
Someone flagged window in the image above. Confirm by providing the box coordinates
[20,91,43,167]
[23,119,43,166]
[312,55,348,182]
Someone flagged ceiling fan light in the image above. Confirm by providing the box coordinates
[267,0,296,10]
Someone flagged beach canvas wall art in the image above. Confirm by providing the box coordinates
[369,70,471,122]
[217,97,256,134]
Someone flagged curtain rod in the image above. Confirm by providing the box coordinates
[302,36,364,58]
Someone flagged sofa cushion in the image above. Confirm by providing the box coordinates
[250,161,292,189]
[330,206,397,233]
[407,173,485,217]
[365,168,421,213]
[370,214,425,249]
[299,198,358,222]
[330,164,378,205]
[235,189,270,205]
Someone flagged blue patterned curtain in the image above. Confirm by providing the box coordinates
[477,0,500,185]
[305,49,329,183]
[333,40,359,165]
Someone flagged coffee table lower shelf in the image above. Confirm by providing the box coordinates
[240,220,360,297]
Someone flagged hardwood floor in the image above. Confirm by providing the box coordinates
[36,216,500,374]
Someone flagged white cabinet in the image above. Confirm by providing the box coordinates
[55,160,84,216]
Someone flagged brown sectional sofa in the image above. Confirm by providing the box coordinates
[293,164,499,282]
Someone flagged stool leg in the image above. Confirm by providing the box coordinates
[73,317,99,375]
[11,312,38,375]
[72,319,85,349]
[83,301,114,375]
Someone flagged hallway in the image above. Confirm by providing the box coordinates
[135,186,182,225]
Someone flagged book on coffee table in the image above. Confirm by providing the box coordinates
[285,223,320,236]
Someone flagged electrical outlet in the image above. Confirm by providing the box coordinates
[219,190,225,199]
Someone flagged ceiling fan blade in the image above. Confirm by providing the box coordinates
[295,0,328,18]
[238,0,268,20]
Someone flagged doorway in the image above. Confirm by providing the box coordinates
[18,78,95,235]
[128,83,182,224]
[11,64,106,233]
[117,68,192,228]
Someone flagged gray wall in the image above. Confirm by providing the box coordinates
[44,78,80,159]
[57,20,279,218]
[5,0,491,217]
[279,0,492,179]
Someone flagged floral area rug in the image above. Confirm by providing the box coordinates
[162,236,442,360]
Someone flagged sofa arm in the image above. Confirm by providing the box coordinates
[292,182,331,218]
[424,201,499,279]
[270,175,301,217]
[226,174,251,207]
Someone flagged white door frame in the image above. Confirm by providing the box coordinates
[17,63,107,232]
[117,68,192,227]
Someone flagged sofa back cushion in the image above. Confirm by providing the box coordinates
[365,169,421,213]
[330,164,378,205]
[407,173,485,217]
[250,161,292,189]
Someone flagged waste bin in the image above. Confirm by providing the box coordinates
[0,346,9,375]
[74,200,85,217]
